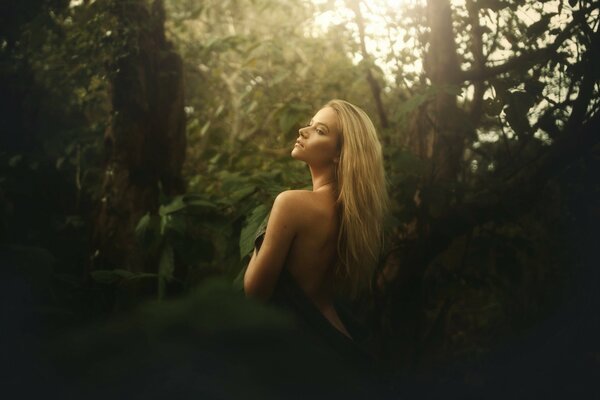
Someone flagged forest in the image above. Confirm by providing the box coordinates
[1,0,598,398]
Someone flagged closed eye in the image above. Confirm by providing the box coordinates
[305,119,326,135]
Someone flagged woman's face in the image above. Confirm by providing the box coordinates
[291,106,340,167]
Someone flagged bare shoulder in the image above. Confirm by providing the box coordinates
[272,190,320,222]
[274,189,333,222]
[274,189,323,211]
[274,189,312,204]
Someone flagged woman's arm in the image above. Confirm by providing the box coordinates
[244,191,302,301]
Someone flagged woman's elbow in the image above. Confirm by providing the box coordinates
[243,273,272,302]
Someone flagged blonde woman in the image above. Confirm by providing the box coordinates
[244,99,388,350]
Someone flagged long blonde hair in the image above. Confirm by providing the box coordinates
[326,99,389,298]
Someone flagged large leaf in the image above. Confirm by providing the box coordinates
[239,204,270,259]
[159,196,186,215]
[159,194,218,217]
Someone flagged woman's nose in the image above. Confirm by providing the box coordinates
[298,128,308,138]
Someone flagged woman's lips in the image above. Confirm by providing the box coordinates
[295,141,304,148]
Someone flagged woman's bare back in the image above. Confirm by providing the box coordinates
[283,189,352,339]
[244,186,353,339]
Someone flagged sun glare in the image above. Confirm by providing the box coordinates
[312,0,424,84]
[311,0,571,88]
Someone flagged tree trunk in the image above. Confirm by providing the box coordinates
[91,0,186,282]
[383,0,465,368]
[405,0,463,182]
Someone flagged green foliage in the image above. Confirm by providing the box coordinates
[1,0,596,387]
[397,84,464,117]
[385,146,426,225]
[140,277,293,333]
[130,193,224,295]
[166,0,372,178]
[45,275,383,398]
[239,203,270,260]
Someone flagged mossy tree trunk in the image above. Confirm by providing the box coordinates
[91,0,186,289]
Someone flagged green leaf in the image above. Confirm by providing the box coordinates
[135,213,161,248]
[199,120,211,136]
[229,185,257,203]
[185,196,216,207]
[164,214,186,236]
[158,245,175,300]
[159,196,186,215]
[160,214,169,236]
[91,269,158,285]
[159,194,218,217]
[239,204,270,259]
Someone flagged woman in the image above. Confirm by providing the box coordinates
[244,99,388,348]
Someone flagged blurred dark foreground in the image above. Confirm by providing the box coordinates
[1,261,599,400]
[2,273,390,400]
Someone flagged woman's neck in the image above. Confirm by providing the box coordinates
[314,179,336,192]
[309,165,337,192]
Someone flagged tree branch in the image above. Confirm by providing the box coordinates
[458,7,588,83]
[467,0,485,120]
[387,104,599,298]
[566,25,599,131]
[430,109,599,258]
[348,0,389,129]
